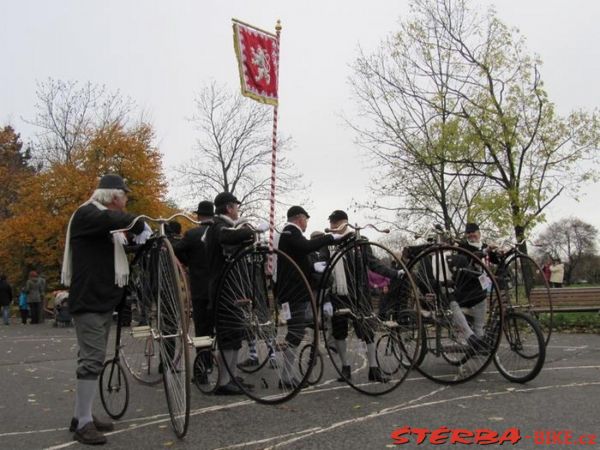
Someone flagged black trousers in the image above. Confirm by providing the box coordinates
[192,296,213,338]
[29,302,42,324]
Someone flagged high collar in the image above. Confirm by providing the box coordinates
[283,222,303,233]
[215,214,236,226]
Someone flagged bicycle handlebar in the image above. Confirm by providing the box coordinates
[325,223,390,234]
[111,213,209,234]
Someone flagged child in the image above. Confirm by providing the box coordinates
[18,289,29,324]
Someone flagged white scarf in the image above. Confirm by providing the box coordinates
[331,247,349,296]
[271,222,303,282]
[61,200,130,288]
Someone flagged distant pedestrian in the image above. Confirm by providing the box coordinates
[541,258,552,282]
[0,274,13,325]
[24,271,44,324]
[18,289,28,324]
[549,258,565,288]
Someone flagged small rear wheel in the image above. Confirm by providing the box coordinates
[298,343,323,385]
[99,360,129,420]
[494,311,545,383]
[193,350,219,394]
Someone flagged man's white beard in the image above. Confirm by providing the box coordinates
[468,239,483,250]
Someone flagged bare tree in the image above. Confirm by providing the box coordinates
[349,0,600,244]
[176,83,303,217]
[536,217,599,284]
[27,78,134,166]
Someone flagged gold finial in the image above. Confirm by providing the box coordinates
[275,19,282,32]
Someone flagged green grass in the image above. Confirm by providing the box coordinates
[539,312,600,333]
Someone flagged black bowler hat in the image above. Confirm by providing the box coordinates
[98,174,131,193]
[465,222,480,233]
[287,205,310,219]
[214,192,241,207]
[328,210,348,222]
[195,200,214,216]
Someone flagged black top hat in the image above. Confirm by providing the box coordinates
[287,205,310,219]
[464,222,480,233]
[328,210,348,222]
[195,200,214,216]
[214,192,241,207]
[98,174,131,193]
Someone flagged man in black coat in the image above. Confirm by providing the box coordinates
[325,210,402,383]
[204,192,254,395]
[62,174,145,445]
[454,222,496,353]
[174,201,214,339]
[275,206,337,387]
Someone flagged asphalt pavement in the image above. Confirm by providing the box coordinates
[1,319,599,450]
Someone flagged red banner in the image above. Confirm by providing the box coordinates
[233,20,279,105]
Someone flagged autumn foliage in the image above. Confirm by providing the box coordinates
[0,122,173,289]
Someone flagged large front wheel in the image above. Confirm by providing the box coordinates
[406,245,503,385]
[319,240,421,396]
[215,246,318,404]
[157,238,190,438]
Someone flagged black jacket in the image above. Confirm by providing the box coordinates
[0,279,12,306]
[458,240,501,264]
[68,203,144,314]
[174,222,212,300]
[277,224,334,282]
[204,215,254,307]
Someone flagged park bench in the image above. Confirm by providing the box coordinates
[530,286,600,313]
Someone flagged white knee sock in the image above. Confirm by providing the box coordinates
[366,342,377,367]
[74,379,97,429]
[471,301,487,337]
[449,301,474,338]
[335,339,348,366]
[227,349,239,380]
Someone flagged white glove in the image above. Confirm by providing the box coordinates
[397,269,405,279]
[323,301,333,318]
[313,261,327,273]
[113,231,129,246]
[255,221,270,233]
[133,223,152,244]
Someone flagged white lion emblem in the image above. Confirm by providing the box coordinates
[251,46,271,84]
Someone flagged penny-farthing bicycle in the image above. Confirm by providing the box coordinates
[213,222,319,404]
[102,214,191,438]
[317,223,422,396]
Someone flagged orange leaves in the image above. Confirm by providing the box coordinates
[0,122,172,289]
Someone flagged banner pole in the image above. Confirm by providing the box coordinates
[267,19,281,276]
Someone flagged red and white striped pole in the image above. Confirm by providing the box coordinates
[267,20,281,276]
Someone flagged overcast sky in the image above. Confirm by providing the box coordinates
[1,0,599,238]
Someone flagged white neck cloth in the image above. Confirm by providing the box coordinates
[61,200,130,288]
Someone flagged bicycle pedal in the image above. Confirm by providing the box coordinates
[191,336,214,349]
[131,326,152,338]
[383,320,399,329]
[334,308,352,317]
